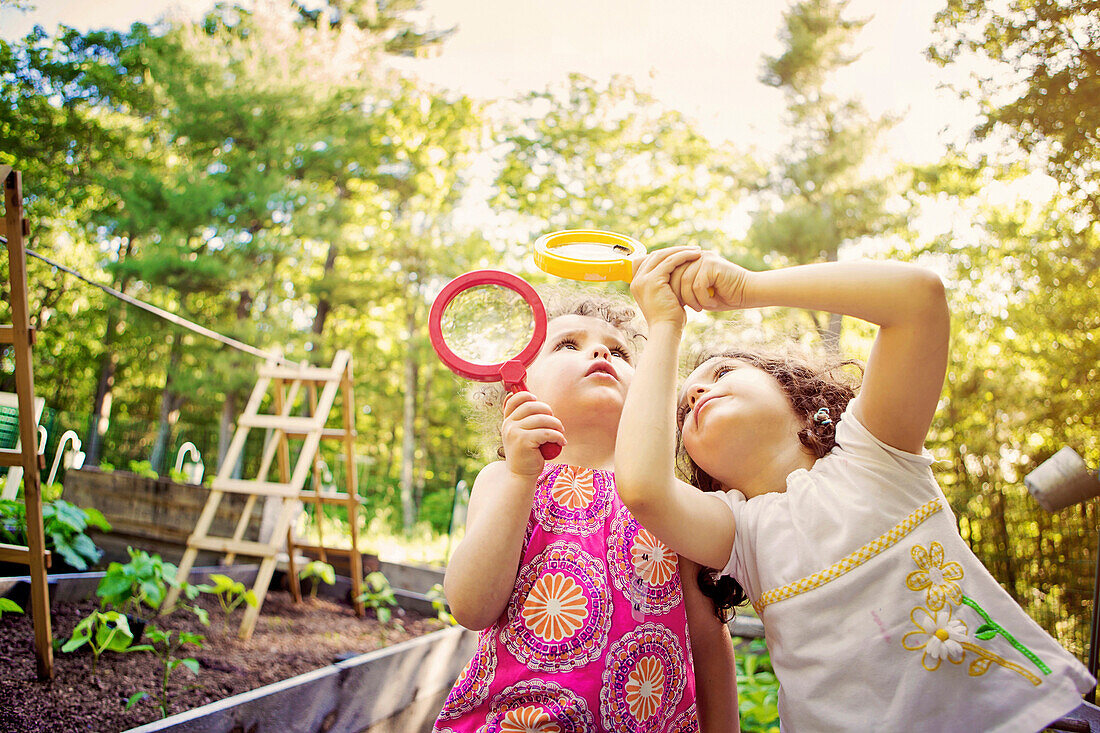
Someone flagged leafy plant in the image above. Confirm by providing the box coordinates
[195,573,257,631]
[298,560,335,599]
[0,597,23,617]
[127,459,159,479]
[356,571,398,624]
[426,583,456,625]
[0,497,111,571]
[98,462,115,473]
[61,609,143,675]
[125,626,204,718]
[735,637,780,733]
[96,546,207,625]
[168,468,189,484]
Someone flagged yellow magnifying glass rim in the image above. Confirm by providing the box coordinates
[533,229,646,282]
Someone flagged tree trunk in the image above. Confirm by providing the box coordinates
[149,331,184,474]
[86,244,133,466]
[309,244,339,355]
[399,300,418,531]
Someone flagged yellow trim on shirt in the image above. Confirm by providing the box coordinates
[752,498,945,615]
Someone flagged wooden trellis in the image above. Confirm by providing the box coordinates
[164,348,365,640]
[0,166,54,680]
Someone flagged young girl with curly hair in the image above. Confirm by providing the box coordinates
[617,249,1094,732]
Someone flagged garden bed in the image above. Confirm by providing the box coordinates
[0,571,450,733]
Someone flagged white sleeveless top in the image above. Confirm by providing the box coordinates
[714,399,1094,732]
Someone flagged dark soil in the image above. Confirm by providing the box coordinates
[0,590,445,733]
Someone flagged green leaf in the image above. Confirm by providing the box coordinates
[975,623,998,641]
[125,692,148,710]
[180,658,200,675]
[0,597,23,615]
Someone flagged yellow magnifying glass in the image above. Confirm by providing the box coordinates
[533,229,646,282]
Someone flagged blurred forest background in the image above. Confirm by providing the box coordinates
[1,0,1097,655]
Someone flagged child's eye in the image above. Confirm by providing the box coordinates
[554,337,579,350]
[714,364,734,379]
[610,347,632,361]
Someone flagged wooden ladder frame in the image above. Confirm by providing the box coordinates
[164,348,364,640]
[0,166,54,680]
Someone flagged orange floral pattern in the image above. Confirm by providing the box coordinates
[550,466,595,509]
[499,705,562,733]
[625,656,666,721]
[522,572,590,643]
[631,528,677,587]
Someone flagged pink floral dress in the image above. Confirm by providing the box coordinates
[434,463,699,733]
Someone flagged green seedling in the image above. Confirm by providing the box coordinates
[126,626,204,718]
[61,609,143,675]
[356,571,398,625]
[195,573,257,631]
[299,560,336,599]
[0,597,23,617]
[426,583,456,626]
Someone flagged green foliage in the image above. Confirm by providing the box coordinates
[298,560,335,599]
[0,498,111,571]
[61,609,144,676]
[735,638,780,733]
[127,460,159,479]
[127,626,204,718]
[356,571,397,624]
[0,597,23,617]
[426,583,456,626]
[96,546,181,618]
[929,0,1100,213]
[195,573,257,631]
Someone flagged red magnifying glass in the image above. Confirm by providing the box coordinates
[428,270,562,460]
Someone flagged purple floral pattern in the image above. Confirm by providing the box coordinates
[477,680,595,733]
[438,629,498,720]
[600,622,687,732]
[533,464,614,537]
[608,507,683,616]
[502,541,613,672]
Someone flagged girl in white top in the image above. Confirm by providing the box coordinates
[615,248,1095,732]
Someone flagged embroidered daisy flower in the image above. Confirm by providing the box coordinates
[906,541,964,610]
[550,466,595,509]
[625,656,666,722]
[631,527,677,587]
[903,605,969,671]
[522,572,589,642]
[499,705,563,733]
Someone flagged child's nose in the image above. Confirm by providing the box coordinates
[592,345,610,359]
[689,386,705,406]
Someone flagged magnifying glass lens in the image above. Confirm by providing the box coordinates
[440,285,536,366]
[551,241,633,260]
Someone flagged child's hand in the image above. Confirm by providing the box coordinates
[669,250,752,311]
[501,391,566,480]
[630,246,702,328]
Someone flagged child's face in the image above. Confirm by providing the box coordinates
[524,314,636,418]
[677,357,805,479]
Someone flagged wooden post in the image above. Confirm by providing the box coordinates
[3,169,54,680]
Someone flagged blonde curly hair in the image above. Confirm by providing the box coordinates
[465,286,645,460]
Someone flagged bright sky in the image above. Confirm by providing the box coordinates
[2,0,978,164]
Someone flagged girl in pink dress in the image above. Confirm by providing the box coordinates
[435,286,739,733]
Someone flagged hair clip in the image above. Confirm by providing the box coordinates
[813,407,833,427]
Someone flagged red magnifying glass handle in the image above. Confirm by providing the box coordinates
[500,360,562,461]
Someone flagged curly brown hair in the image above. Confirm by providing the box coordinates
[465,286,645,460]
[678,347,863,620]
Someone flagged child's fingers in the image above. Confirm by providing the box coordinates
[634,246,700,280]
[502,391,538,419]
[508,409,565,436]
[672,260,705,311]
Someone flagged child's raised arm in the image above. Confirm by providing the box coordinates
[615,248,737,570]
[443,391,565,629]
[676,254,950,453]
